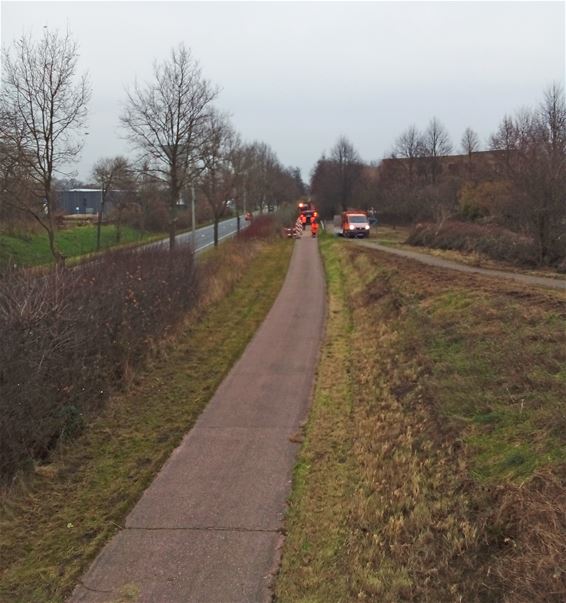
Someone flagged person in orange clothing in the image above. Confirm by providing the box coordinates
[310,217,319,238]
[300,213,307,229]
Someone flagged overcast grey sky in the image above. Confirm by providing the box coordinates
[1,1,564,183]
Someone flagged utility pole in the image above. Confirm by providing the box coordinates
[236,200,240,233]
[236,176,241,233]
[191,183,196,251]
[96,186,104,251]
[243,172,247,217]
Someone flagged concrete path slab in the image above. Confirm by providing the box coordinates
[70,529,279,603]
[125,427,298,531]
[70,232,326,603]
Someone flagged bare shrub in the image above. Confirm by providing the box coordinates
[0,245,198,479]
[406,221,541,266]
[237,215,277,241]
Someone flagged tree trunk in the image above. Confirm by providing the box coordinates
[96,197,105,251]
[47,226,65,268]
[45,190,65,267]
[213,218,219,247]
[169,191,178,250]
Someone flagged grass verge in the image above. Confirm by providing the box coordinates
[275,234,353,602]
[0,236,293,603]
[275,234,565,602]
[0,225,164,269]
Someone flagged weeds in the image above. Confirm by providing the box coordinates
[276,236,565,602]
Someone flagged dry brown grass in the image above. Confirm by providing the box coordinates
[344,250,483,602]
[486,466,566,602]
[276,234,565,602]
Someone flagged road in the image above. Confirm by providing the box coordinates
[70,231,326,603]
[146,216,249,253]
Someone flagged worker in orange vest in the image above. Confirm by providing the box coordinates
[311,217,319,238]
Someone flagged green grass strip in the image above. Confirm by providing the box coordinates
[0,225,162,269]
[275,234,354,602]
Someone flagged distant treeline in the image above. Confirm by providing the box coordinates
[310,85,566,267]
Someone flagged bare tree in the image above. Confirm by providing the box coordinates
[422,117,453,184]
[493,85,566,263]
[461,127,480,160]
[0,110,34,230]
[489,114,516,167]
[231,141,300,221]
[133,161,165,233]
[241,142,279,212]
[391,125,424,182]
[330,136,363,211]
[0,29,90,265]
[92,156,134,249]
[198,111,240,246]
[121,44,218,249]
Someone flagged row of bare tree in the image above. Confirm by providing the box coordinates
[0,30,304,265]
[309,85,566,265]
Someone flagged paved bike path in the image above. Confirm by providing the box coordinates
[70,233,325,603]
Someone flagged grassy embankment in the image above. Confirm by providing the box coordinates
[0,235,293,603]
[276,234,565,602]
[0,225,164,269]
[370,224,566,278]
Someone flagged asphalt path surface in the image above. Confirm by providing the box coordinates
[70,231,326,603]
[146,216,249,253]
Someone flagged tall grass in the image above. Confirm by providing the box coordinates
[276,237,565,602]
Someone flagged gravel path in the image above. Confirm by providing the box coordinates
[69,232,326,603]
[355,240,566,291]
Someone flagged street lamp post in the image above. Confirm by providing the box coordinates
[235,177,241,233]
[191,183,196,251]
[243,172,247,219]
[96,186,104,251]
[236,200,240,233]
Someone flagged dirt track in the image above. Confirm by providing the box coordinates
[69,232,326,603]
[354,239,566,291]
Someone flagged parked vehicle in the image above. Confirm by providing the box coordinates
[340,210,370,238]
